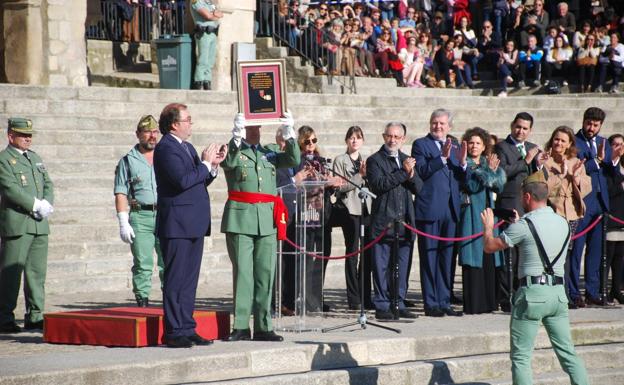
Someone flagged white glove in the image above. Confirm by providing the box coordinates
[38,199,54,218]
[232,113,247,141]
[280,110,296,141]
[117,212,135,244]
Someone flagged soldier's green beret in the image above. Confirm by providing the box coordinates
[137,115,158,132]
[8,117,34,134]
[522,170,548,187]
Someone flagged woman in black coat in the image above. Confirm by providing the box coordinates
[606,134,624,303]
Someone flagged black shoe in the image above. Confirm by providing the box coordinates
[568,302,578,310]
[192,81,203,90]
[499,302,512,313]
[253,330,284,342]
[585,295,604,307]
[166,336,193,348]
[424,308,445,317]
[450,294,463,305]
[188,333,214,346]
[322,304,331,312]
[24,320,44,330]
[227,329,251,341]
[403,299,417,308]
[136,298,149,307]
[441,307,463,317]
[375,310,395,320]
[203,81,211,90]
[0,321,21,333]
[398,309,418,319]
[611,292,624,304]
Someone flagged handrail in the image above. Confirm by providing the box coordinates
[86,1,186,43]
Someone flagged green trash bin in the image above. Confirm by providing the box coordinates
[154,34,192,89]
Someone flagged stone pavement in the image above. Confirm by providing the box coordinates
[2,278,624,385]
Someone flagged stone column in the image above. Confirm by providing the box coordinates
[212,0,255,91]
[46,0,88,86]
[2,0,45,85]
[1,0,88,86]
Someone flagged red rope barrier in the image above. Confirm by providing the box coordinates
[609,214,624,226]
[402,220,505,242]
[571,215,604,240]
[283,228,388,260]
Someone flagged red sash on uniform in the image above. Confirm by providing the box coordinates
[227,191,288,240]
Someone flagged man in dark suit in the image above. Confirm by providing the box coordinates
[570,107,624,307]
[495,112,545,311]
[412,109,468,317]
[154,103,226,348]
[366,122,420,320]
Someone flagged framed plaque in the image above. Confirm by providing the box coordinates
[237,59,287,125]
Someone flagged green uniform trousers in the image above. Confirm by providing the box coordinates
[510,283,589,385]
[0,233,48,324]
[129,210,163,300]
[226,232,276,332]
[194,32,217,82]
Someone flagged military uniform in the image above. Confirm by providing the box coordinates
[500,173,588,385]
[221,137,300,333]
[114,119,163,304]
[0,118,53,331]
[190,0,220,90]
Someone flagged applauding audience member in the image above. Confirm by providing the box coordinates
[498,39,519,97]
[332,126,373,310]
[458,127,506,315]
[543,34,574,87]
[596,32,624,94]
[606,134,624,304]
[576,33,600,93]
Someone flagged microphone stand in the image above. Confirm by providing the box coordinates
[321,165,400,334]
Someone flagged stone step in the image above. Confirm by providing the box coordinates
[206,344,624,385]
[5,98,615,122]
[2,83,623,111]
[1,320,621,385]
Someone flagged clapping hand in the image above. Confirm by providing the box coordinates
[536,149,549,168]
[611,139,624,162]
[202,143,226,167]
[359,159,367,177]
[525,146,539,164]
[403,157,416,178]
[597,138,606,161]
[441,138,453,158]
[458,141,468,166]
[487,153,500,172]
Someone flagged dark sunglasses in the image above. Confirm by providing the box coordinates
[304,138,318,145]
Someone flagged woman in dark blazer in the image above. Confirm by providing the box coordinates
[606,134,624,303]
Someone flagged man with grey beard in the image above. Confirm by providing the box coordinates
[114,115,164,307]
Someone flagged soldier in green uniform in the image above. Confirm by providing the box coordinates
[481,172,589,385]
[114,115,164,307]
[190,0,223,90]
[0,118,54,333]
[221,112,300,342]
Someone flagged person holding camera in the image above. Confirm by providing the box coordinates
[190,0,223,90]
[481,171,589,385]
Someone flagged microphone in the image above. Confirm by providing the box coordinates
[305,154,332,164]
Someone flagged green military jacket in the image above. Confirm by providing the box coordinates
[0,146,54,236]
[221,138,300,236]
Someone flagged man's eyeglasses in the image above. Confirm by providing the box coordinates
[304,138,318,145]
[383,134,403,140]
[178,117,192,124]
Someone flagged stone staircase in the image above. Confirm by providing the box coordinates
[0,84,623,297]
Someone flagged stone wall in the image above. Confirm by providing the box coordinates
[1,0,88,86]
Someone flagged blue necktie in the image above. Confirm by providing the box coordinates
[182,142,194,160]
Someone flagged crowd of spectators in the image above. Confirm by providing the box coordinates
[267,0,624,93]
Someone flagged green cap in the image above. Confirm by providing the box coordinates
[522,170,548,187]
[137,115,158,132]
[8,117,34,134]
